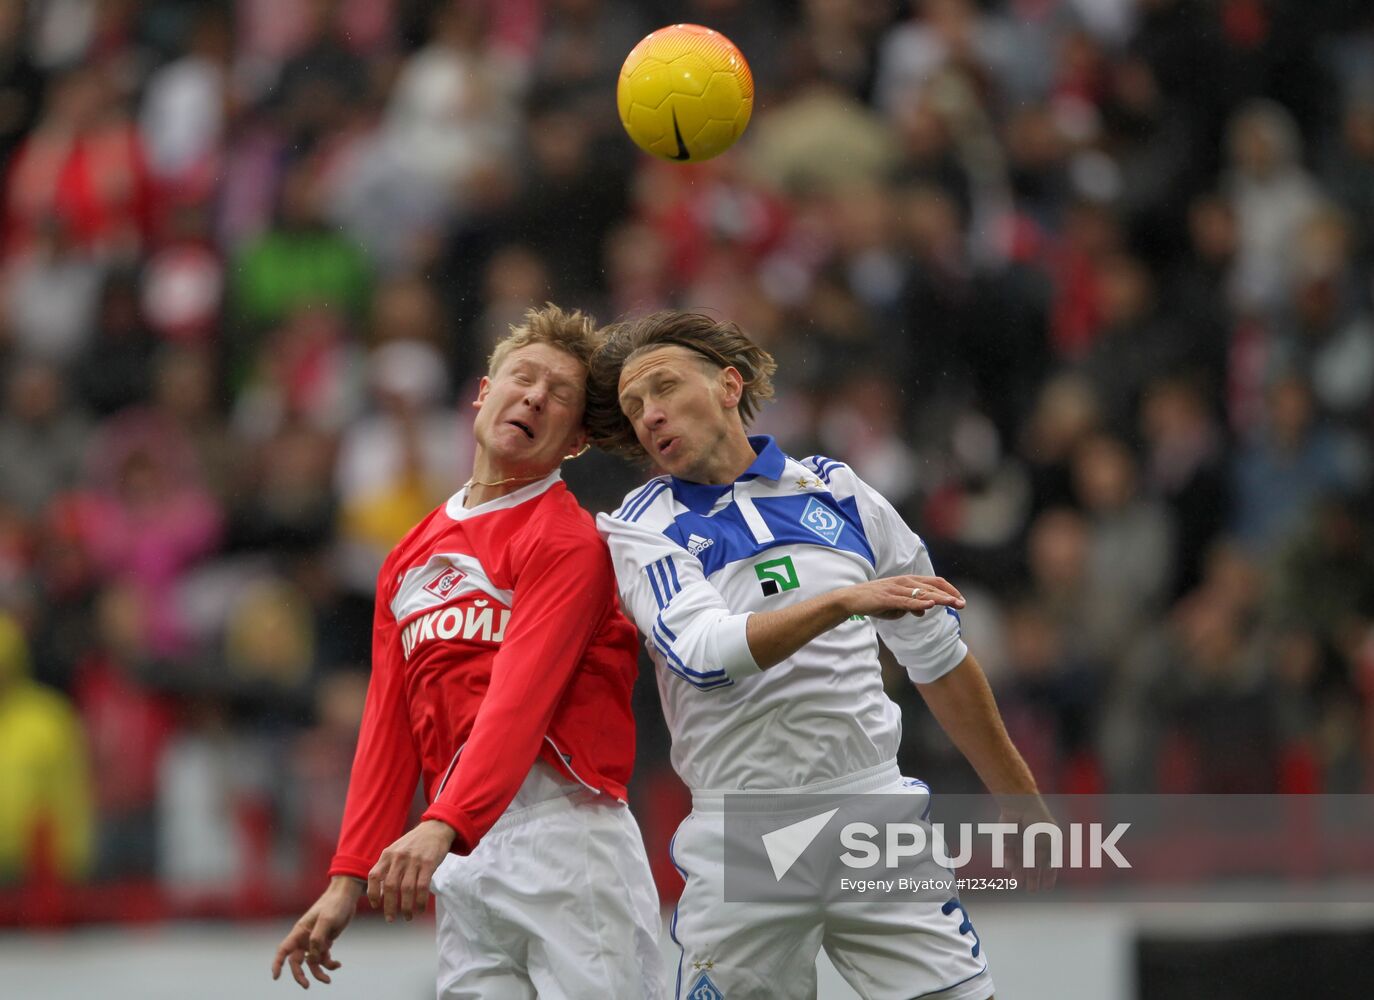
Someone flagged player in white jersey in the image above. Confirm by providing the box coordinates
[587,311,1051,1000]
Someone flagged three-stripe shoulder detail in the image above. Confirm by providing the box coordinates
[642,557,730,690]
[802,455,845,484]
[644,555,682,609]
[612,478,670,522]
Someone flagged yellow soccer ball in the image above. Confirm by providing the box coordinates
[617,24,754,163]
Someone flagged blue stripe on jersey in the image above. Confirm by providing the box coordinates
[653,557,680,600]
[614,479,660,519]
[655,613,676,641]
[664,492,874,577]
[620,480,669,522]
[807,455,841,483]
[650,629,730,689]
[646,557,683,611]
[667,833,686,998]
[652,629,726,681]
[645,565,666,609]
[613,483,645,519]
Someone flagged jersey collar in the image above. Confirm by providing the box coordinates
[445,468,562,521]
[670,435,786,514]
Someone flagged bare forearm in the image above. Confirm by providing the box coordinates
[917,653,1039,796]
[744,591,851,669]
[744,574,965,671]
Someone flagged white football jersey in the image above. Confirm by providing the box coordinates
[597,436,968,792]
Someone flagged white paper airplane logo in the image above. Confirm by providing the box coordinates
[760,808,838,881]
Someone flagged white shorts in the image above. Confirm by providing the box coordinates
[670,760,993,1000]
[430,761,666,999]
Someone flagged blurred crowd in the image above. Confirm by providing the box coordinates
[1,0,1373,913]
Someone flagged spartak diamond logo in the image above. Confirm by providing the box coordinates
[423,565,467,599]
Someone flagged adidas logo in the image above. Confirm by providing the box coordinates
[687,534,714,556]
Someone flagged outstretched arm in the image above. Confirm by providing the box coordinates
[744,574,964,669]
[918,652,1056,889]
[917,652,1037,796]
[599,508,963,687]
[274,565,418,984]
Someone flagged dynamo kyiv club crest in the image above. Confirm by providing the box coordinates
[687,971,725,1000]
[800,496,843,545]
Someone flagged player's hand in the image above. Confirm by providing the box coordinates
[367,819,457,923]
[271,876,362,988]
[840,575,965,621]
[997,796,1059,892]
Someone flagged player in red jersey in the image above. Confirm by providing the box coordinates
[272,306,664,998]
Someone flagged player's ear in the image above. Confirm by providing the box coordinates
[718,366,744,409]
[473,376,491,410]
[565,427,589,460]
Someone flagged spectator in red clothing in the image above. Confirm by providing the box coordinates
[286,670,369,879]
[71,584,176,878]
[4,64,155,258]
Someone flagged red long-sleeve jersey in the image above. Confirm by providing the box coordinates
[328,472,640,880]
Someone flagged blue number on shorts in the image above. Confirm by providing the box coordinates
[941,898,980,958]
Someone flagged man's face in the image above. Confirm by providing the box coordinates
[617,345,740,481]
[473,343,587,475]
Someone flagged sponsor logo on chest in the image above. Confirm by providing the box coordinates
[754,555,800,596]
[392,553,515,661]
[400,596,511,660]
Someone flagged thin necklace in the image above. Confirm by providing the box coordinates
[464,472,545,489]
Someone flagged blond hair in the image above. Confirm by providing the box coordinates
[487,303,601,377]
[586,310,777,460]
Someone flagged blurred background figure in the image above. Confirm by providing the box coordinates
[334,338,471,592]
[0,613,93,885]
[1224,100,1323,317]
[0,360,90,516]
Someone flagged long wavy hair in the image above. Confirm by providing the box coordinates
[586,311,777,460]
